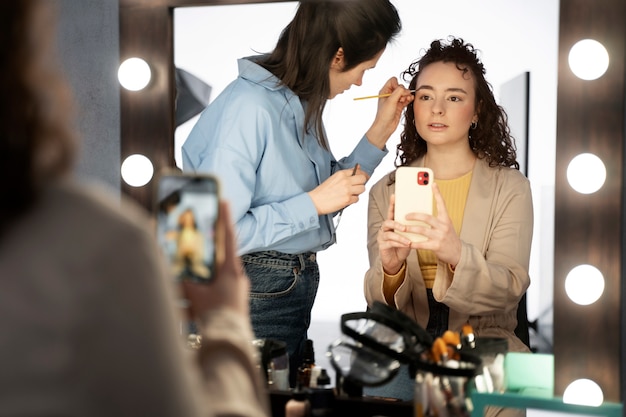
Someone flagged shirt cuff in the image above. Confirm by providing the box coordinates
[353,135,388,175]
[382,262,407,305]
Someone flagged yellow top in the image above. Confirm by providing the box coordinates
[383,170,472,303]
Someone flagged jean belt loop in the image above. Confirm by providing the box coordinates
[297,253,306,272]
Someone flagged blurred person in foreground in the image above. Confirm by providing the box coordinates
[0,1,268,416]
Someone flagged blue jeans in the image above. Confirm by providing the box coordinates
[242,250,319,387]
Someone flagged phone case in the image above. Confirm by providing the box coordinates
[394,166,434,243]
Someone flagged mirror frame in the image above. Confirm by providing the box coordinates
[119,0,291,211]
[120,0,626,402]
[553,0,624,401]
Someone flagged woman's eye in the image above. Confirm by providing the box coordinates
[418,95,431,101]
[449,96,461,102]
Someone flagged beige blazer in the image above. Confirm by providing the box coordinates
[364,157,533,353]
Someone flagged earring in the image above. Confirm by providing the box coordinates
[470,121,478,129]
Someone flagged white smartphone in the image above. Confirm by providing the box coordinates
[154,171,220,284]
[394,166,434,243]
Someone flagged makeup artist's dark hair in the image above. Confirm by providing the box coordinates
[396,37,518,169]
[260,0,401,150]
[0,0,77,237]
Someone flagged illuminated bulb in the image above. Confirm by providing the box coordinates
[563,379,604,406]
[566,153,606,194]
[121,154,154,187]
[568,39,609,81]
[565,264,604,305]
[118,57,151,91]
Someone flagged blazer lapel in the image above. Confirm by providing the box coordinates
[459,158,495,253]
[448,158,496,328]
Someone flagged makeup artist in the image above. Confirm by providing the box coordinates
[182,0,413,385]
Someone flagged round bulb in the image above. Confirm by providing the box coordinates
[566,153,606,194]
[118,57,151,91]
[121,154,154,187]
[563,379,604,406]
[568,39,609,81]
[565,264,604,305]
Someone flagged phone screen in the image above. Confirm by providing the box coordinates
[155,173,219,284]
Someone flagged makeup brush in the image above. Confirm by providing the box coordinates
[353,89,416,101]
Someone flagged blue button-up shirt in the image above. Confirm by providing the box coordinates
[182,56,387,255]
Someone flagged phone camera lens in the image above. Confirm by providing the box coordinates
[424,180,429,185]
[424,172,429,178]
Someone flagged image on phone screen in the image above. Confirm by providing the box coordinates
[155,173,219,284]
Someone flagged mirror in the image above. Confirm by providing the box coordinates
[172,0,559,355]
[120,0,626,401]
[120,0,558,360]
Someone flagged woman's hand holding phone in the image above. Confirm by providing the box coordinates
[380,180,462,273]
[182,201,250,321]
[411,182,462,269]
[379,167,461,273]
[378,193,412,275]
[155,172,250,325]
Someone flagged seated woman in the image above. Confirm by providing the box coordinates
[363,37,533,416]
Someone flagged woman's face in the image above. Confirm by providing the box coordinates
[328,48,384,99]
[179,210,195,228]
[412,61,478,148]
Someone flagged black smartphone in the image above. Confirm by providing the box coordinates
[155,171,220,284]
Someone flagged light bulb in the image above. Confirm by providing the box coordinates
[565,264,604,306]
[121,154,154,187]
[118,57,151,91]
[563,379,604,406]
[568,39,609,81]
[566,153,606,194]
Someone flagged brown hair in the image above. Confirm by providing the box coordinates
[0,0,77,236]
[260,0,401,150]
[396,37,518,170]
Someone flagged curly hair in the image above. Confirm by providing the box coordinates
[0,0,77,237]
[396,37,518,170]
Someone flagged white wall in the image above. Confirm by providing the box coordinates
[174,1,559,337]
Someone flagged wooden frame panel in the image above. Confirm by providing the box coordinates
[553,0,625,402]
[119,0,288,210]
[120,0,626,403]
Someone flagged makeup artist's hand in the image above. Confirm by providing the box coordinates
[308,165,368,215]
[365,77,414,149]
[378,194,412,275]
[182,201,250,320]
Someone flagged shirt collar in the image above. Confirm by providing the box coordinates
[238,55,289,94]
